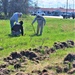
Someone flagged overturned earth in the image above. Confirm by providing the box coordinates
[0,40,75,75]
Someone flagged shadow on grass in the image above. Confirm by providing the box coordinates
[8,34,20,38]
[29,34,42,37]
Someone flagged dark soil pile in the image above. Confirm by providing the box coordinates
[0,40,75,75]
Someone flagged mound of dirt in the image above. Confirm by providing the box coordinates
[20,50,38,60]
[64,53,75,62]
[67,40,74,46]
[10,52,22,59]
[16,72,31,75]
[0,68,10,75]
[0,63,8,68]
[31,69,49,75]
[16,72,25,75]
[1,40,74,75]
[4,48,54,66]
[63,53,75,74]
[53,40,75,50]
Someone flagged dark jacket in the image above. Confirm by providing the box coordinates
[12,22,23,36]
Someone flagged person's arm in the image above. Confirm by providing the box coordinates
[43,17,46,25]
[15,15,18,23]
[32,16,37,25]
[21,25,24,36]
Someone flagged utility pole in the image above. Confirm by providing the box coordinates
[73,0,74,13]
[34,0,38,12]
[66,0,68,15]
[66,0,68,18]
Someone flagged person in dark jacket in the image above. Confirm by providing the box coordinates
[11,21,24,36]
[32,11,46,36]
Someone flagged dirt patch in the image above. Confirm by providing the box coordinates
[0,40,74,75]
[53,40,75,50]
[16,72,31,75]
[20,51,38,60]
[63,53,75,74]
[64,53,75,62]
[0,68,10,75]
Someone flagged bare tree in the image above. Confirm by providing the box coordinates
[8,0,30,16]
[2,0,8,16]
[0,0,34,17]
[0,0,2,12]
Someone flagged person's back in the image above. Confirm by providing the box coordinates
[12,21,24,36]
[10,12,18,22]
[12,23,21,31]
[36,16,45,25]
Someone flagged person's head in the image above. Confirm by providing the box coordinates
[18,13,22,17]
[19,21,23,25]
[36,11,42,17]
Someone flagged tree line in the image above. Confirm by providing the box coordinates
[0,0,34,18]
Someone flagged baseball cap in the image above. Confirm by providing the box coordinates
[19,12,23,16]
[36,11,42,16]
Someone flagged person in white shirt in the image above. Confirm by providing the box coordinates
[32,11,46,36]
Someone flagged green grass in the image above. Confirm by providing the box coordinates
[0,16,75,75]
[0,17,75,58]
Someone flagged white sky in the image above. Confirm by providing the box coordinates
[33,0,75,9]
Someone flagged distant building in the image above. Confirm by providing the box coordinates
[29,7,75,16]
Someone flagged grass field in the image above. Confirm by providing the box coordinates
[0,16,75,75]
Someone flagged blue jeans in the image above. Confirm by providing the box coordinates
[10,20,15,28]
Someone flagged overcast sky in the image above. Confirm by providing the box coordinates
[33,0,75,9]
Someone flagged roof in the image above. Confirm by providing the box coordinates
[40,7,75,12]
[29,7,75,13]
